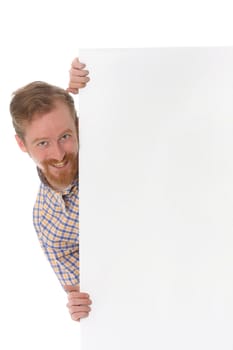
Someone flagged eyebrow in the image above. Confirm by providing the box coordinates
[31,128,74,145]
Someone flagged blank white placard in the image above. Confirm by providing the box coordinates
[79,48,233,350]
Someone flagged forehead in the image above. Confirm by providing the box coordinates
[24,101,76,141]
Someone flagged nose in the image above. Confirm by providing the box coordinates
[49,142,65,161]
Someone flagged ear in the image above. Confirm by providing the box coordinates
[15,134,27,152]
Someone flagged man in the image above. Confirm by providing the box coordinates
[10,58,91,322]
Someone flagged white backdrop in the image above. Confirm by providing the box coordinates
[79,47,233,350]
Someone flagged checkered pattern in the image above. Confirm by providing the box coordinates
[33,179,80,287]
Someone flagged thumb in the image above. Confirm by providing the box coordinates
[71,57,86,69]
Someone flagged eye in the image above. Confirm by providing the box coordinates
[37,140,49,147]
[60,133,72,142]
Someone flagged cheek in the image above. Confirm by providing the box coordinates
[29,150,48,168]
[65,139,79,153]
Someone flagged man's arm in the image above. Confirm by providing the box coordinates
[67,57,90,94]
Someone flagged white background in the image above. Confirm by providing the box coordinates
[0,1,233,349]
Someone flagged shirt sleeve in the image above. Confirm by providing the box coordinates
[36,232,80,287]
[33,188,80,288]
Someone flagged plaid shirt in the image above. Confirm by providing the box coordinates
[33,171,79,288]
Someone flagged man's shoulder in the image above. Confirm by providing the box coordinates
[33,182,57,227]
[34,182,46,202]
[33,182,52,211]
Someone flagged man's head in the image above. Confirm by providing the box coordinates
[10,81,79,191]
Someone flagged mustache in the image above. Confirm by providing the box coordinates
[42,153,76,167]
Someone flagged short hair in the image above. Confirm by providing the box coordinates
[10,81,78,140]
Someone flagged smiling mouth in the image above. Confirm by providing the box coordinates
[52,160,68,168]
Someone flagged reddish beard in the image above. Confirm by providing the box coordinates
[41,152,78,190]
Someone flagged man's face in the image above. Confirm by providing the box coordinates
[16,101,78,191]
